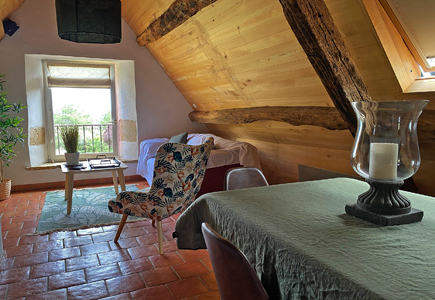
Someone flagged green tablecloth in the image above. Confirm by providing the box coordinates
[175,178,435,300]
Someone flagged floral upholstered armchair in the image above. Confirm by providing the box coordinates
[108,137,214,254]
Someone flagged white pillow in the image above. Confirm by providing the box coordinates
[187,133,208,145]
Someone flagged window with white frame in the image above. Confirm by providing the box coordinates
[44,62,118,161]
[26,54,138,167]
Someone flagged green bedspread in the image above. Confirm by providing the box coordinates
[175,178,435,300]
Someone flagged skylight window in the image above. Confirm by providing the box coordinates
[381,0,435,73]
[419,65,435,79]
[363,0,435,91]
[427,57,435,69]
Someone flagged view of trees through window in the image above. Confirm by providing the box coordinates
[51,88,113,155]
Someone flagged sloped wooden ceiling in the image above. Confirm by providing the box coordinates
[0,0,24,40]
[122,0,435,196]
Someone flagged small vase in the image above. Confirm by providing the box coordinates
[65,152,80,166]
[346,100,428,225]
[0,179,11,201]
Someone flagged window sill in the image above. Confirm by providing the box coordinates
[405,78,435,93]
[25,162,62,171]
[26,159,138,171]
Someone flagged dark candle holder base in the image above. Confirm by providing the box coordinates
[345,179,423,226]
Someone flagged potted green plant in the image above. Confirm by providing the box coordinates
[0,74,27,200]
[60,126,80,166]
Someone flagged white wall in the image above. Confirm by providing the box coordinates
[0,0,207,186]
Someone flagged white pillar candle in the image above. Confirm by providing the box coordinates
[369,142,398,180]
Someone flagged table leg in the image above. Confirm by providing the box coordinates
[65,175,69,200]
[112,171,119,194]
[66,173,74,215]
[117,169,126,192]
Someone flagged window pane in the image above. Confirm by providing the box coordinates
[51,88,113,155]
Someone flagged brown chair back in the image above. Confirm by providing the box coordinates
[201,223,269,300]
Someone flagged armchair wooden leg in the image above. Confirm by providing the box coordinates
[157,220,164,255]
[115,214,128,243]
[152,219,156,227]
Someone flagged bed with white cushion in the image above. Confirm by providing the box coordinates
[137,133,262,196]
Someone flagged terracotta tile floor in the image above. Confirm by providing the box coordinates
[0,179,220,300]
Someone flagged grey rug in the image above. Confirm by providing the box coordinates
[36,185,145,234]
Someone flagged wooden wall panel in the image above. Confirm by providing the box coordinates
[414,160,435,196]
[244,138,356,183]
[207,122,354,152]
[122,0,435,196]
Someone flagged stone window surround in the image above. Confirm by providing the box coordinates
[25,54,138,166]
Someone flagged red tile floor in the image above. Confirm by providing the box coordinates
[0,179,220,300]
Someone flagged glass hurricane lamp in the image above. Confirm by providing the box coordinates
[345,100,428,226]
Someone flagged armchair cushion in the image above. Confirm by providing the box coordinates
[108,187,151,217]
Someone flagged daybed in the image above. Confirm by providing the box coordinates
[137,133,262,196]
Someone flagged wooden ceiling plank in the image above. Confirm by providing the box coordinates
[121,0,141,22]
[165,38,301,75]
[133,0,175,35]
[209,16,291,50]
[0,0,24,19]
[153,37,211,63]
[246,95,332,107]
[149,28,205,58]
[223,41,304,68]
[123,0,154,23]
[216,29,295,59]
[231,60,312,81]
[326,0,367,26]
[226,52,307,75]
[193,0,265,42]
[0,0,25,41]
[194,0,249,26]
[200,7,287,48]
[245,87,330,101]
[199,0,280,35]
[173,66,315,86]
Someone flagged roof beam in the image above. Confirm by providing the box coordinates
[189,106,435,142]
[189,106,348,131]
[278,0,373,135]
[137,0,217,46]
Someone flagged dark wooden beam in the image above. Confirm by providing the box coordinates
[278,0,373,136]
[137,0,217,46]
[189,107,435,141]
[189,106,348,130]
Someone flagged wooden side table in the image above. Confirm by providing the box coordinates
[61,161,128,214]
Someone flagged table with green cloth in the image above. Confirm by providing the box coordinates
[175,178,435,300]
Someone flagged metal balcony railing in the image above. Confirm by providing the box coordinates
[54,124,113,155]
